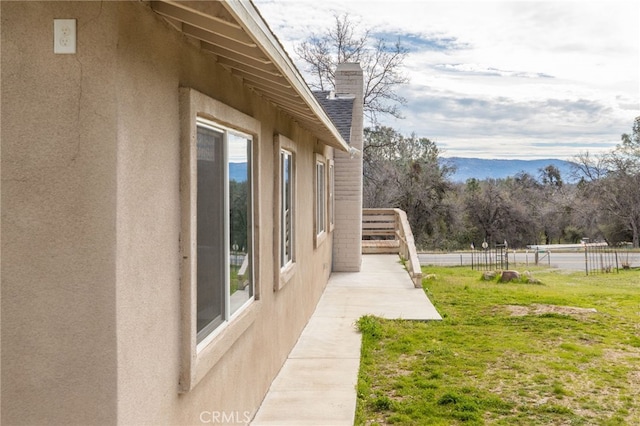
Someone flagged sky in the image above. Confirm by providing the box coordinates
[253,0,640,160]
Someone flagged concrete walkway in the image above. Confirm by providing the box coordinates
[251,254,441,426]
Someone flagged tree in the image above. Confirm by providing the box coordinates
[537,165,570,243]
[602,118,640,247]
[362,126,454,247]
[620,116,640,153]
[463,178,505,245]
[571,151,607,184]
[571,117,640,247]
[539,164,563,188]
[295,14,409,122]
[362,126,403,207]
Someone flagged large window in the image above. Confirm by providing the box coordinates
[196,119,253,344]
[180,88,260,392]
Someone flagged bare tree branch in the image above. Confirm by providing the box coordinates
[294,13,409,123]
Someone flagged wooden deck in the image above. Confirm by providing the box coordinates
[361,239,400,253]
[361,208,422,287]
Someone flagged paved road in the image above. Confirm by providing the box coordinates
[418,251,640,272]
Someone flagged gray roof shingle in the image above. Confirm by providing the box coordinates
[312,91,354,144]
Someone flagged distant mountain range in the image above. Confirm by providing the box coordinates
[231,157,577,184]
[441,157,577,183]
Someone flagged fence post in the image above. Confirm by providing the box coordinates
[584,245,588,276]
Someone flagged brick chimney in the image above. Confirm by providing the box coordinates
[332,63,364,272]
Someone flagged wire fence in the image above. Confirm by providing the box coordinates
[468,247,549,271]
[419,246,640,275]
[584,243,619,275]
[470,246,509,271]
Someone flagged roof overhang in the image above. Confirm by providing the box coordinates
[150,0,350,152]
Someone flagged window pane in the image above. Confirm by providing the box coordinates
[316,162,325,234]
[196,125,225,341]
[281,150,293,268]
[329,163,334,226]
[229,133,252,316]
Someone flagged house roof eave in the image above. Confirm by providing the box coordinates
[151,0,350,152]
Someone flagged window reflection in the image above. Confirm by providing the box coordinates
[229,133,252,316]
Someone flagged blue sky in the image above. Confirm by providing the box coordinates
[253,0,640,160]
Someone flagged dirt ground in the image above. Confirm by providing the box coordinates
[504,303,598,317]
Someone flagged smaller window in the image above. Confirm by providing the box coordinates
[274,135,297,290]
[328,159,335,232]
[314,155,327,248]
[316,160,326,235]
[280,149,294,269]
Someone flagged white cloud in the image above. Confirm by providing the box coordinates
[254,0,640,159]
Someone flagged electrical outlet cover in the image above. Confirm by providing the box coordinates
[54,19,76,54]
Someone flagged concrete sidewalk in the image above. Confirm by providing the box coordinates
[251,254,441,426]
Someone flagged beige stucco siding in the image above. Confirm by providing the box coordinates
[114,3,183,423]
[1,2,119,425]
[2,1,334,425]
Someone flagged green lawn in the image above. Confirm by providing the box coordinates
[355,267,640,425]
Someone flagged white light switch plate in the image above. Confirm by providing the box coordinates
[54,19,76,54]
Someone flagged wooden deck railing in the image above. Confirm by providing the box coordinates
[362,208,423,288]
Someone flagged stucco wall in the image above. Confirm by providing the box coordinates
[1,2,119,425]
[2,1,334,425]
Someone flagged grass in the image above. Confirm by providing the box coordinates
[355,267,640,425]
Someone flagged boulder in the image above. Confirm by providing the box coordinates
[523,270,541,284]
[499,270,521,283]
[481,271,497,281]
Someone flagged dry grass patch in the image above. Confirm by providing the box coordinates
[504,303,598,317]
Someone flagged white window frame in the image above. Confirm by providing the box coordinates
[274,135,297,290]
[281,149,294,269]
[314,154,327,248]
[179,88,261,393]
[194,119,255,345]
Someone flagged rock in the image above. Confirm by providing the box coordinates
[523,270,540,284]
[482,271,497,281]
[499,270,521,283]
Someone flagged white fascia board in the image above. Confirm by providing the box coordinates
[221,0,350,152]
